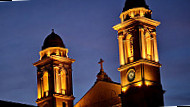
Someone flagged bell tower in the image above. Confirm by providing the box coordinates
[113,0,164,107]
[33,30,75,107]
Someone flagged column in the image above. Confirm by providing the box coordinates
[140,28,146,59]
[61,70,66,95]
[56,69,60,93]
[118,35,125,65]
[153,33,159,62]
[146,32,152,60]
[37,75,41,99]
[123,40,128,64]
[54,67,57,93]
[54,67,60,93]
[40,78,44,97]
[126,39,131,62]
[151,37,155,61]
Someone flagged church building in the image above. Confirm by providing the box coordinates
[32,0,165,107]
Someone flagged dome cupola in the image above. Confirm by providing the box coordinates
[42,29,65,50]
[123,0,149,12]
[39,29,68,60]
[119,0,151,22]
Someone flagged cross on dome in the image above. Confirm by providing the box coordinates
[98,59,104,72]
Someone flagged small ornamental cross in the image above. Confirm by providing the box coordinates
[52,29,54,33]
[98,59,104,71]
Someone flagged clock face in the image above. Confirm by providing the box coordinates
[127,69,135,82]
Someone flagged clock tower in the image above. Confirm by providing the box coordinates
[33,30,75,107]
[113,0,164,107]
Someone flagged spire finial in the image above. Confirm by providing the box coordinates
[52,29,54,33]
[96,58,112,83]
[98,58,104,72]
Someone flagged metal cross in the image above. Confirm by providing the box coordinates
[98,59,104,71]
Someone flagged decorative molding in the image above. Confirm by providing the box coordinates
[36,96,52,104]
[118,59,161,71]
[33,56,75,67]
[113,17,160,31]
[53,94,75,100]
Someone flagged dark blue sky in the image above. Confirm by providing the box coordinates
[0,0,190,106]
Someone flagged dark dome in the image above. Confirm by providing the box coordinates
[123,0,149,12]
[42,30,65,50]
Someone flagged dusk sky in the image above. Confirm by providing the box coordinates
[0,0,190,106]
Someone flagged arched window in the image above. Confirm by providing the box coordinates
[62,102,66,107]
[51,52,56,56]
[126,34,134,62]
[145,32,153,60]
[55,67,67,95]
[43,71,49,97]
[60,69,66,94]
[40,77,44,98]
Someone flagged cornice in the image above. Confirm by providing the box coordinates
[53,94,75,100]
[118,59,161,72]
[36,96,52,104]
[33,57,52,66]
[33,56,75,67]
[113,17,160,31]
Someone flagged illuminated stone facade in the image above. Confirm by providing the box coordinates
[113,0,164,107]
[33,0,164,107]
[75,59,121,107]
[34,30,75,107]
[74,81,121,107]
